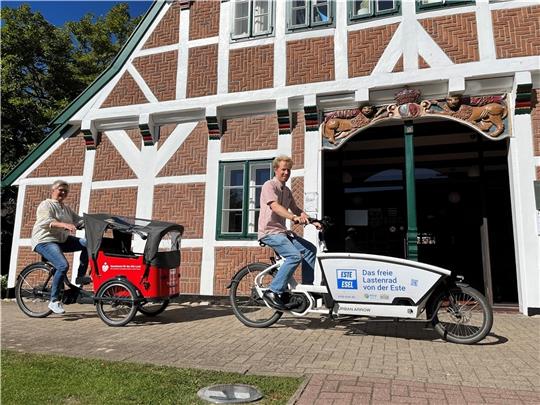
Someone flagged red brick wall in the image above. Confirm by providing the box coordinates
[187,45,218,98]
[392,55,403,73]
[158,122,208,177]
[221,114,278,153]
[287,36,334,85]
[133,51,178,102]
[214,247,273,295]
[21,184,81,239]
[16,247,74,279]
[492,6,540,59]
[89,187,138,217]
[153,183,205,238]
[179,248,202,294]
[419,14,479,64]
[291,177,304,237]
[100,72,149,108]
[142,1,181,49]
[229,45,274,93]
[291,112,305,170]
[28,134,86,178]
[189,0,220,40]
[93,134,137,181]
[532,89,540,179]
[419,55,430,69]
[156,123,178,147]
[348,24,399,77]
[126,129,142,150]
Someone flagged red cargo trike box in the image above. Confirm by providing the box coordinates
[84,214,184,301]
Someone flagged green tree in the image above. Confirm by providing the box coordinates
[1,3,143,176]
[1,3,143,279]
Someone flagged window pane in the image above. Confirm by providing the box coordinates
[377,0,395,11]
[291,0,307,25]
[234,18,249,36]
[253,15,269,34]
[255,187,263,208]
[224,168,243,187]
[253,0,269,34]
[224,188,244,209]
[255,167,271,185]
[312,0,329,23]
[235,0,249,18]
[253,210,260,233]
[222,211,243,233]
[353,0,371,15]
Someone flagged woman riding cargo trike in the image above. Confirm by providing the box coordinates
[15,213,184,326]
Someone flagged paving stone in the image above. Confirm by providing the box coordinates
[2,302,539,404]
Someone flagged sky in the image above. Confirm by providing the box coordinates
[2,1,153,26]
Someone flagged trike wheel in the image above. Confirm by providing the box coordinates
[138,299,169,316]
[430,285,493,344]
[229,263,282,328]
[96,279,138,327]
[15,263,54,318]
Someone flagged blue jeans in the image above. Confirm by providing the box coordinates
[34,236,88,301]
[260,233,317,294]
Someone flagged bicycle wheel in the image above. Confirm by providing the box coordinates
[229,263,282,328]
[15,263,54,318]
[138,299,169,316]
[430,284,493,344]
[96,279,139,327]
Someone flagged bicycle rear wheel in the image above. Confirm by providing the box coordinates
[138,299,169,316]
[430,284,493,344]
[229,263,282,328]
[96,279,139,326]
[15,263,54,318]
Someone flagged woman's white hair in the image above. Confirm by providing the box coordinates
[51,180,69,190]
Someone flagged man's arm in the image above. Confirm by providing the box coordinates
[268,201,301,222]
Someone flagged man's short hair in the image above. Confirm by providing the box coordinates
[273,155,293,169]
[51,180,69,190]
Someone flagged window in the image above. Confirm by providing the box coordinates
[217,160,272,239]
[232,0,274,40]
[288,0,334,31]
[417,0,472,10]
[349,0,399,21]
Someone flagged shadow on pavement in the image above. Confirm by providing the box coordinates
[279,316,508,345]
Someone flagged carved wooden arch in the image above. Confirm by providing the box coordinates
[320,89,510,150]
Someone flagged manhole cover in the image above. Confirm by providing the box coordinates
[197,384,263,404]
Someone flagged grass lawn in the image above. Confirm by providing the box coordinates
[1,350,303,404]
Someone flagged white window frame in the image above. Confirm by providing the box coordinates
[287,0,334,31]
[348,0,400,21]
[231,0,274,40]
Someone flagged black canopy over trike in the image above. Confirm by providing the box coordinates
[15,213,184,326]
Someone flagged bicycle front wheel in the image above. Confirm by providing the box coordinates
[431,284,493,344]
[15,263,54,318]
[229,263,282,328]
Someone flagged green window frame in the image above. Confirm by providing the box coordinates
[231,0,274,40]
[348,0,400,22]
[287,0,334,31]
[416,0,473,11]
[217,160,273,240]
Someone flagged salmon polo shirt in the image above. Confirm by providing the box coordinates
[257,177,302,240]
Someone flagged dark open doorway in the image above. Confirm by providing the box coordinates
[322,119,518,303]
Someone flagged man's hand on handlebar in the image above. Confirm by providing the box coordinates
[292,214,323,230]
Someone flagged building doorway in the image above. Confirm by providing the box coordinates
[322,120,518,303]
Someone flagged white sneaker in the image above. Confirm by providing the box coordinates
[48,301,65,314]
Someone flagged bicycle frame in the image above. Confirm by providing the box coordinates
[252,249,453,320]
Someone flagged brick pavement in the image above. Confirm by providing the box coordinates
[2,300,539,404]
